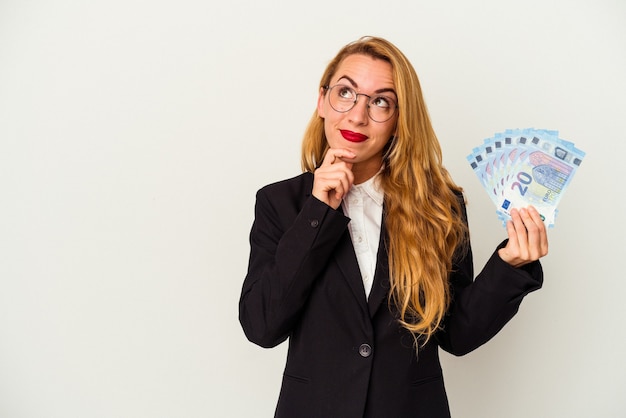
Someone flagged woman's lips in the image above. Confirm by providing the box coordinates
[340,130,368,143]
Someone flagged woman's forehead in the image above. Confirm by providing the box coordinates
[331,54,395,90]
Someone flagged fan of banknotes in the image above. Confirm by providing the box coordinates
[467,128,585,227]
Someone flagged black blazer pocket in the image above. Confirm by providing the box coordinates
[411,375,443,387]
[283,372,310,384]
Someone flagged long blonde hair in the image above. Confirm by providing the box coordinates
[301,36,468,344]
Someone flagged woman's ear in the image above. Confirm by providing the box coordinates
[317,87,327,118]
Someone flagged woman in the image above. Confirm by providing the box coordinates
[239,36,548,418]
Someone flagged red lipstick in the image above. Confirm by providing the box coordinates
[340,130,368,143]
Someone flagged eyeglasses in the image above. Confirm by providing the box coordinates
[323,84,398,123]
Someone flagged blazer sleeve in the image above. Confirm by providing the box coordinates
[239,185,350,348]
[435,204,544,356]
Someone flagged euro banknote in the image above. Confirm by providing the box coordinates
[467,128,585,227]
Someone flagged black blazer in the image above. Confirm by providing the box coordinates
[239,172,543,418]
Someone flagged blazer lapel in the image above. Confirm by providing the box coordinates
[367,218,390,318]
[314,176,386,318]
[333,231,370,315]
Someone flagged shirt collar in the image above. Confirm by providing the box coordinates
[352,170,384,207]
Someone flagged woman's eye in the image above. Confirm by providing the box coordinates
[372,96,391,108]
[338,87,354,99]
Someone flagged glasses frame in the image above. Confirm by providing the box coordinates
[323,84,398,123]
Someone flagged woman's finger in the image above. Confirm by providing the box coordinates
[313,149,356,209]
[524,206,548,260]
[322,148,356,166]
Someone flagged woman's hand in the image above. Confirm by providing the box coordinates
[312,148,356,209]
[498,206,549,268]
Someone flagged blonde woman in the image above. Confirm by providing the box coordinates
[239,36,548,418]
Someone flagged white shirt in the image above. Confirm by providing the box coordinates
[341,173,384,299]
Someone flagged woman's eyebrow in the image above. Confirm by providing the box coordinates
[336,75,357,87]
[375,87,397,96]
[336,75,397,96]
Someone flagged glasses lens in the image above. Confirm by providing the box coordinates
[329,85,356,112]
[368,95,396,123]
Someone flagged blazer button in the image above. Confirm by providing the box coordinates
[310,219,319,228]
[359,344,372,358]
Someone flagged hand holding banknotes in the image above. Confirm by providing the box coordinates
[498,206,549,268]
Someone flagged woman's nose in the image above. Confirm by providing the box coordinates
[348,95,369,124]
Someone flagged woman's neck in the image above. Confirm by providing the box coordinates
[352,159,384,185]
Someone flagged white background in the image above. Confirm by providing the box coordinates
[1,0,625,417]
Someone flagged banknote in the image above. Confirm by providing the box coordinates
[467,128,585,227]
